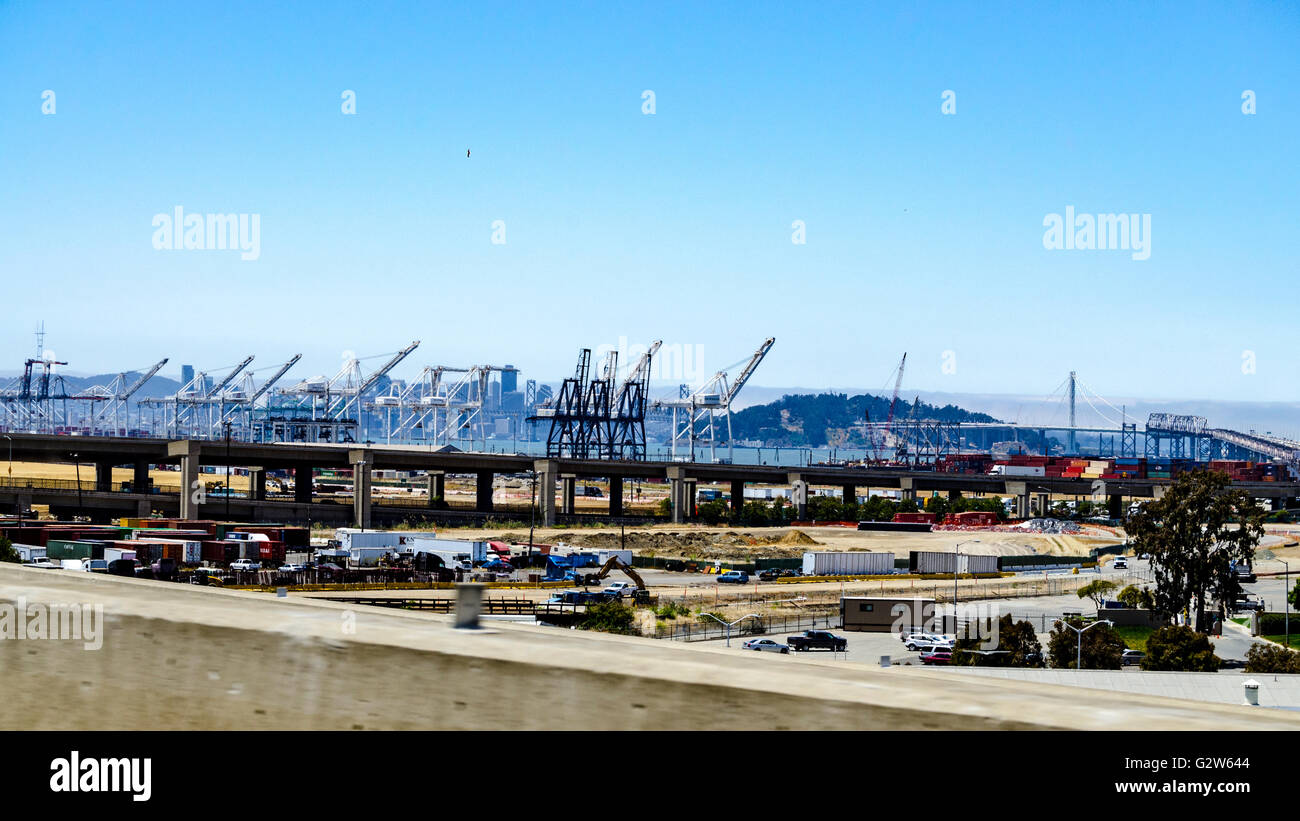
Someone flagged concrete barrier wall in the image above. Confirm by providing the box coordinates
[1,564,1293,731]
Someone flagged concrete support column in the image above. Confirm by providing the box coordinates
[608,476,624,518]
[136,499,151,518]
[249,467,267,501]
[1004,481,1027,520]
[1034,493,1051,517]
[349,449,373,529]
[788,473,808,520]
[294,466,314,504]
[667,466,686,524]
[841,484,856,506]
[899,477,916,505]
[168,440,202,520]
[476,471,494,513]
[535,460,557,526]
[684,479,697,520]
[561,475,576,516]
[133,461,151,494]
[426,471,445,508]
[95,462,114,493]
[731,479,745,514]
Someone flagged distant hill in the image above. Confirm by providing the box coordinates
[728,392,1004,448]
[0,371,184,399]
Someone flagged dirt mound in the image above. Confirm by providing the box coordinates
[777,529,819,546]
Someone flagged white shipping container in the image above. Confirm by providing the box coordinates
[103,547,137,563]
[596,550,633,567]
[336,529,403,551]
[802,551,895,577]
[14,544,45,562]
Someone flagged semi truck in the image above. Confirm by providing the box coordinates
[989,465,1045,477]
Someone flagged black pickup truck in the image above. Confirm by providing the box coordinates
[786,630,848,652]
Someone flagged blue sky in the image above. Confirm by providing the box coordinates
[1,1,1297,405]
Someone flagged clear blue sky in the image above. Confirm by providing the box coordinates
[1,1,1296,403]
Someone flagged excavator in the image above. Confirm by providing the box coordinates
[577,556,649,602]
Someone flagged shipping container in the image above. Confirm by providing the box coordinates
[595,549,633,567]
[103,547,137,564]
[348,546,391,567]
[909,550,1000,575]
[801,551,896,576]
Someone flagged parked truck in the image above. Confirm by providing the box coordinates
[786,630,848,652]
[989,465,1045,477]
[802,551,894,577]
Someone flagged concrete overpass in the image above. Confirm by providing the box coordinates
[3,563,1295,731]
[4,433,1300,528]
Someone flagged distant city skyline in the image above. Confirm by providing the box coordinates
[2,2,1297,403]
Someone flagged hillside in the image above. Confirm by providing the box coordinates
[728,392,1002,448]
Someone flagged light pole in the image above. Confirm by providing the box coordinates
[3,434,10,481]
[1282,559,1291,650]
[1055,617,1113,670]
[952,539,981,633]
[699,612,762,647]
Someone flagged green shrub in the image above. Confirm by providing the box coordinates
[579,601,635,634]
[1244,642,1300,674]
[1141,625,1221,671]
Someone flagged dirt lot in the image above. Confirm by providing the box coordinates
[434,522,1121,561]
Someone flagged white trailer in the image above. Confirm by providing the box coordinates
[103,547,137,563]
[596,550,633,567]
[400,536,488,563]
[989,465,1045,477]
[910,550,1000,575]
[348,546,392,568]
[14,544,45,562]
[802,551,896,577]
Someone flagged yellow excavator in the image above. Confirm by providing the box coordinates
[581,556,648,601]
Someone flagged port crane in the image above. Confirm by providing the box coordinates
[81,357,170,435]
[657,337,775,463]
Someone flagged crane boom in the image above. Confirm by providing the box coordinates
[248,354,302,404]
[208,356,255,397]
[723,337,775,405]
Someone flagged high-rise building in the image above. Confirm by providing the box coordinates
[501,365,517,394]
[181,364,195,388]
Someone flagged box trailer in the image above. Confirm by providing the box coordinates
[335,529,403,551]
[14,544,45,562]
[909,550,1000,575]
[103,547,137,564]
[802,551,896,577]
[399,536,488,563]
[989,465,1045,477]
[348,546,391,568]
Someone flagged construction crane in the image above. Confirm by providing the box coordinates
[657,337,775,463]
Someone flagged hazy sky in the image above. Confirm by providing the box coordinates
[1,1,1296,405]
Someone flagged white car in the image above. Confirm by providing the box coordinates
[1113,557,1128,569]
[601,581,638,597]
[230,560,261,571]
[742,638,790,654]
[902,633,948,651]
[279,563,307,573]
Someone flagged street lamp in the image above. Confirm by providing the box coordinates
[1281,559,1291,650]
[1055,617,1113,670]
[699,612,763,647]
[953,539,982,613]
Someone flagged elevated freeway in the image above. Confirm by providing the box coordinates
[3,433,1300,527]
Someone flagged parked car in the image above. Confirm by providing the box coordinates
[1233,597,1265,613]
[279,563,307,573]
[786,630,848,652]
[230,559,261,572]
[758,569,782,582]
[1112,557,1128,569]
[742,638,790,654]
[921,650,953,665]
[1121,649,1146,666]
[717,570,749,584]
[481,559,512,572]
[1219,658,1247,670]
[903,633,949,651]
[915,642,954,656]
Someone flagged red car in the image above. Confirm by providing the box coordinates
[921,650,953,665]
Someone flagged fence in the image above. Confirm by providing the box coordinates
[658,612,842,642]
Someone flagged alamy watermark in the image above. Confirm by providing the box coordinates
[152,206,261,261]
[593,336,705,384]
[1042,206,1150,260]
[0,597,104,650]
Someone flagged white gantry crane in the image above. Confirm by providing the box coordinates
[78,357,169,436]
[655,337,774,463]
